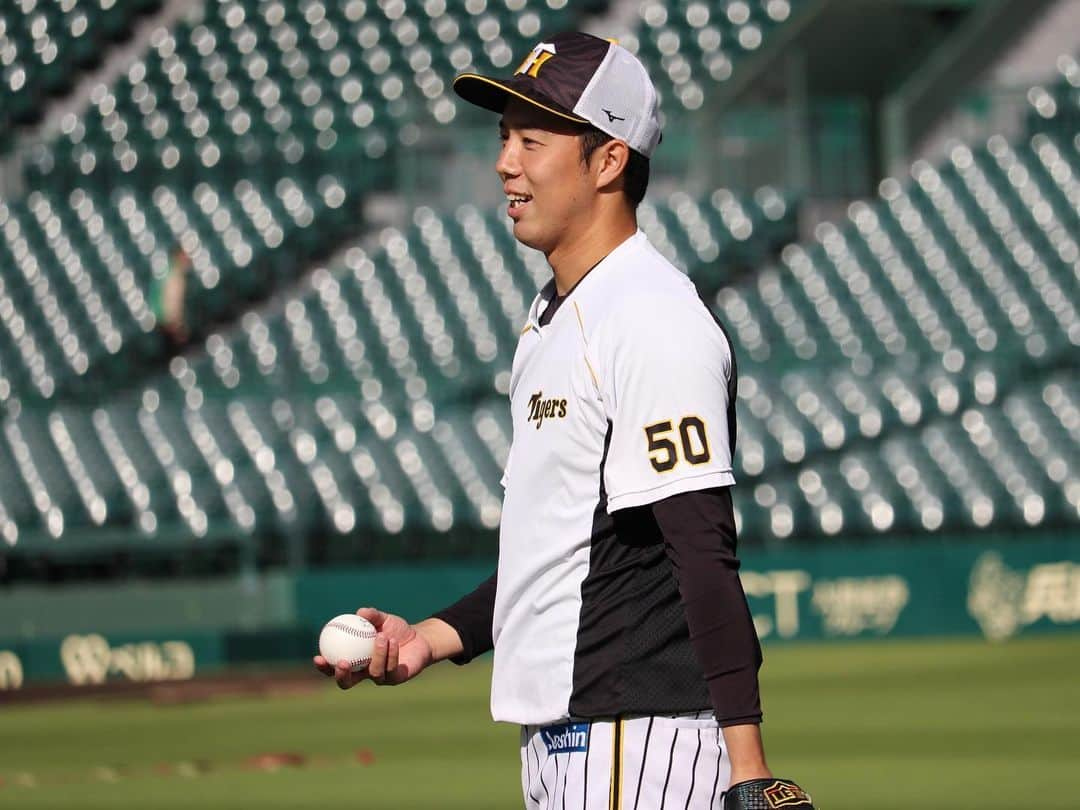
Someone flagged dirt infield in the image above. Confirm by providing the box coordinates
[0,666,322,707]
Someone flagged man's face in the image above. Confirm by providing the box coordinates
[496,98,594,255]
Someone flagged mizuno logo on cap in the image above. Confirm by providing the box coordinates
[602,109,625,122]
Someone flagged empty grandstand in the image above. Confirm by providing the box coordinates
[0,0,1076,586]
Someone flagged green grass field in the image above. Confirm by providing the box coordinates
[2,635,1078,809]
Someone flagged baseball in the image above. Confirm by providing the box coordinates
[319,614,377,672]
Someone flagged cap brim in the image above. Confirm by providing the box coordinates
[453,74,589,125]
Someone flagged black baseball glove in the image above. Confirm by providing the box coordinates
[724,778,815,809]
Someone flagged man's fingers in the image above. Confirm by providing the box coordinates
[335,660,352,685]
[316,654,368,689]
[356,607,386,627]
[335,660,365,689]
[385,637,399,680]
[367,636,389,680]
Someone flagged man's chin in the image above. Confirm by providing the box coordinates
[510,222,545,251]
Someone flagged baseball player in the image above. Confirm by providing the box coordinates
[315,31,814,810]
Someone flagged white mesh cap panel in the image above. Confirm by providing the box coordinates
[572,43,661,158]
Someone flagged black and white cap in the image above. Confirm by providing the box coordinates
[453,31,662,159]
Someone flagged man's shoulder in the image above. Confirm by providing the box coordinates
[612,232,689,288]
[581,239,702,324]
[586,270,710,340]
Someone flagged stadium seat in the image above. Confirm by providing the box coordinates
[0,168,359,400]
[0,0,160,139]
[1026,52,1079,140]
[732,372,1078,542]
[0,380,512,550]
[626,1,803,113]
[714,137,1079,384]
[21,0,580,185]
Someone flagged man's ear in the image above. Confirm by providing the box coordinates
[593,140,631,192]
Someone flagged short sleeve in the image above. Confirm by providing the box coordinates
[599,293,736,513]
[500,445,511,488]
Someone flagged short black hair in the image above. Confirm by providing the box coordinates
[579,127,650,208]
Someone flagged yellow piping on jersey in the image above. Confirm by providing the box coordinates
[608,718,624,810]
[572,301,601,390]
[608,721,614,809]
[618,719,625,809]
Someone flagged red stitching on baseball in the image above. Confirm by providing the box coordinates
[328,620,377,639]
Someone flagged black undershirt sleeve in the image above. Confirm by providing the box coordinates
[650,486,763,726]
[430,571,497,665]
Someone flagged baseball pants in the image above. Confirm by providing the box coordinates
[520,712,731,810]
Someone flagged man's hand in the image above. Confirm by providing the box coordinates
[313,608,434,689]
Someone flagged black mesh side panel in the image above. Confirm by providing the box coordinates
[568,426,710,718]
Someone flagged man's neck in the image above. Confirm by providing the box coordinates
[546,213,637,296]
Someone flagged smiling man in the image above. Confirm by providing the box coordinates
[315,31,814,810]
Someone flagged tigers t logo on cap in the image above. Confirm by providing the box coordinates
[515,42,557,78]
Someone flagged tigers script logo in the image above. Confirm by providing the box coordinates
[527,391,567,429]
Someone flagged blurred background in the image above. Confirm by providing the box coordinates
[0,0,1076,807]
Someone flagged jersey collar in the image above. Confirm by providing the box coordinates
[523,230,647,333]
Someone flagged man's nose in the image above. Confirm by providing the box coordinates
[495,138,519,180]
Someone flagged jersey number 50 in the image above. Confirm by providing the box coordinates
[644,416,711,472]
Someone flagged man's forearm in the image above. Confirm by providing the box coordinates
[429,571,497,663]
[721,723,771,784]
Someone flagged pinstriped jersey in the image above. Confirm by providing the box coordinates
[491,230,738,725]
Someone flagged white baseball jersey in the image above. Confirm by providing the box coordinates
[492,230,737,725]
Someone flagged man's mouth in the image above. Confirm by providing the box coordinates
[507,193,532,213]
